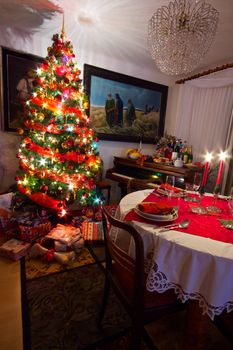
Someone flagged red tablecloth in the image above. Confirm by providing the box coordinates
[124,191,233,244]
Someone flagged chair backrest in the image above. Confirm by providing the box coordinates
[127,178,162,194]
[102,206,145,310]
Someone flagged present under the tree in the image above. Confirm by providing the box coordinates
[46,224,83,249]
[19,220,51,243]
[0,238,31,261]
[0,192,15,239]
[81,221,104,241]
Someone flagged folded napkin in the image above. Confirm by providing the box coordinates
[138,201,174,215]
[159,183,182,193]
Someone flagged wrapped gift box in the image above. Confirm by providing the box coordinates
[0,207,11,234]
[0,238,30,261]
[46,224,81,246]
[81,221,104,241]
[19,221,51,243]
[0,192,13,210]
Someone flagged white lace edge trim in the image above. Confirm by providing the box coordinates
[145,258,233,321]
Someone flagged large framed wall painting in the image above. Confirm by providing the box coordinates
[84,64,168,143]
[1,47,44,132]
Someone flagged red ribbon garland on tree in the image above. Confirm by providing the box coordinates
[18,184,66,211]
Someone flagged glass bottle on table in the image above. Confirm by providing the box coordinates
[188,145,193,163]
[182,141,189,164]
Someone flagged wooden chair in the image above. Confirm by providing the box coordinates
[98,206,184,350]
[127,178,162,194]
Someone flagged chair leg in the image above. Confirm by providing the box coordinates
[97,273,110,329]
[143,328,159,350]
[130,317,144,350]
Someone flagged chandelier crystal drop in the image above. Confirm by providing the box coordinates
[148,0,219,75]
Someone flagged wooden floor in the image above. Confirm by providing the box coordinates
[0,257,23,350]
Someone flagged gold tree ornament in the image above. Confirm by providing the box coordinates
[17,128,24,135]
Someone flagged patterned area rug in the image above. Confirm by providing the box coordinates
[22,245,232,350]
[22,245,130,350]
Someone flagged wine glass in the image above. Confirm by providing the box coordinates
[193,172,202,193]
[185,181,193,192]
[193,172,203,201]
[165,175,175,198]
[192,172,207,214]
[228,187,233,217]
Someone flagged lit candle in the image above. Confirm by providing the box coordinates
[216,151,227,186]
[202,152,212,187]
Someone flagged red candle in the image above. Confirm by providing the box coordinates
[202,152,212,186]
[216,160,224,186]
[202,161,209,186]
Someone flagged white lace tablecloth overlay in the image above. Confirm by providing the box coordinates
[112,190,233,320]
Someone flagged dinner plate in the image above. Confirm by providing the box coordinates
[134,205,178,222]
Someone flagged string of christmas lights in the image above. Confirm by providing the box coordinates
[15,29,102,212]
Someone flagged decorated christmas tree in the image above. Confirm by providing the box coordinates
[14,25,102,214]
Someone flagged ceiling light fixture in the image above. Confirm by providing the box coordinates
[148,0,219,75]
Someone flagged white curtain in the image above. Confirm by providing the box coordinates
[172,68,233,194]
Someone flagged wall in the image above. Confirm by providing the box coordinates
[0,31,177,198]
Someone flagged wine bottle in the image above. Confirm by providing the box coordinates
[188,145,193,163]
[182,141,188,164]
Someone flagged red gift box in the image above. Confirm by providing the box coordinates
[19,221,51,243]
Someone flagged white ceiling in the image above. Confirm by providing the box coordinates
[0,0,233,79]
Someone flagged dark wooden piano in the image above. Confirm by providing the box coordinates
[106,156,201,198]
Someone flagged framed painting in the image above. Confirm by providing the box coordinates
[84,64,168,143]
[1,47,44,132]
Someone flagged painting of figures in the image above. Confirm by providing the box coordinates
[84,64,168,143]
[1,47,43,132]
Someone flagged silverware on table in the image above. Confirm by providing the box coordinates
[157,219,190,233]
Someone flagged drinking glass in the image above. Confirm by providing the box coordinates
[185,182,194,192]
[191,172,207,213]
[193,172,202,193]
[228,187,233,216]
[184,181,195,202]
[165,175,175,198]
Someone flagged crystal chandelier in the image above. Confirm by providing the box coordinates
[148,0,219,75]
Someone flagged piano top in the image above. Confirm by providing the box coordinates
[106,157,202,188]
[113,156,199,175]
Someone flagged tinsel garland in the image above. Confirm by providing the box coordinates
[18,184,66,210]
[19,159,95,189]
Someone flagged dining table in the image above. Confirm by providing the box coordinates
[111,188,233,331]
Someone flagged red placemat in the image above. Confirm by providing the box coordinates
[124,191,233,244]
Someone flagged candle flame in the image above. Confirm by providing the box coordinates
[205,152,212,162]
[219,151,227,161]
